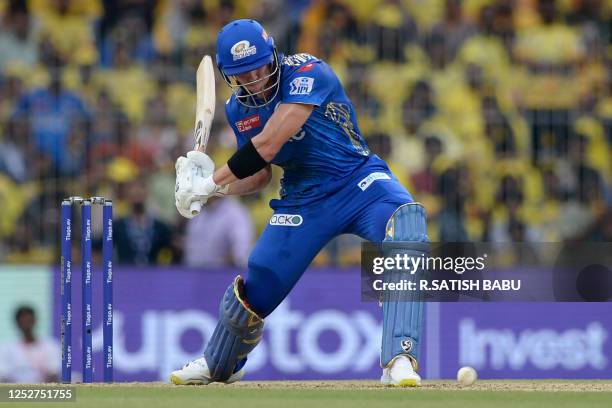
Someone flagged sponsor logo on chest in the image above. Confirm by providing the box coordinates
[235,114,262,132]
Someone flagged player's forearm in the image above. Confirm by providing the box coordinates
[212,163,240,186]
[224,166,271,195]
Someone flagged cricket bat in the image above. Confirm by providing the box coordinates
[189,55,216,216]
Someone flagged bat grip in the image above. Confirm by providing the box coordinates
[189,200,202,216]
[188,144,206,216]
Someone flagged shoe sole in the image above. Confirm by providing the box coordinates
[170,374,209,385]
[399,379,420,387]
[381,379,421,387]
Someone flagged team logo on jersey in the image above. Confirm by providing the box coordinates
[235,114,261,132]
[289,77,315,95]
[230,40,257,60]
[270,214,303,227]
[358,172,391,191]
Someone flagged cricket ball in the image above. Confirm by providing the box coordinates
[457,366,477,386]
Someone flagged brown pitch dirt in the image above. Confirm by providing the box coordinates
[49,380,612,392]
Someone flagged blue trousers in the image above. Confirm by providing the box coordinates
[245,158,413,317]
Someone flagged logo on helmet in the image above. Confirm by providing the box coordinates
[231,40,257,61]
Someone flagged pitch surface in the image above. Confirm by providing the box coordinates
[1,381,611,407]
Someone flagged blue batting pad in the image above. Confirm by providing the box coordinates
[204,276,264,381]
[381,203,428,368]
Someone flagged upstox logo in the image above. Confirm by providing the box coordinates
[270,214,303,227]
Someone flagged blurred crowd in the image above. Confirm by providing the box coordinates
[0,0,610,266]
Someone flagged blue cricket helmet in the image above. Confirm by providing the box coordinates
[216,19,276,76]
[216,19,281,108]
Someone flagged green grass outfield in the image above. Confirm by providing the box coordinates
[1,381,611,408]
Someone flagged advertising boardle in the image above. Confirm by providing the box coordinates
[53,268,383,381]
[53,268,611,381]
[439,303,611,379]
[84,301,381,380]
[459,319,607,370]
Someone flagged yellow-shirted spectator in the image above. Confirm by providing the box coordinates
[153,0,224,55]
[457,5,512,81]
[403,0,445,32]
[296,0,328,56]
[32,0,98,65]
[0,175,38,240]
[29,0,101,19]
[573,116,610,182]
[435,63,486,143]
[512,0,588,110]
[165,81,197,135]
[515,22,584,64]
[493,158,545,206]
[95,44,156,123]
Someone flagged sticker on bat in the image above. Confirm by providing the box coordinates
[194,120,203,146]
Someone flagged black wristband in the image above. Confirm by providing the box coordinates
[227,139,269,179]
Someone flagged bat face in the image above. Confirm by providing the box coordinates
[194,55,216,151]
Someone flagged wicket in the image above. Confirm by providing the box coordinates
[60,196,113,383]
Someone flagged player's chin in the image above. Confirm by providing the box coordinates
[247,86,265,94]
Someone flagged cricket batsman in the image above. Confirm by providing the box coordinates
[172,19,428,387]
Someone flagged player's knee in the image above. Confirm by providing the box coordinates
[245,257,286,317]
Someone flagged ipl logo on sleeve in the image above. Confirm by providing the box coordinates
[289,77,315,95]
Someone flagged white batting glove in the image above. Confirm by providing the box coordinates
[186,150,225,198]
[186,150,214,174]
[175,157,198,218]
[175,151,228,218]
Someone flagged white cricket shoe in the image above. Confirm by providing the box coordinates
[170,357,245,385]
[380,355,422,387]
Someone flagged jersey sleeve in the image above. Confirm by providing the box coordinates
[281,61,335,106]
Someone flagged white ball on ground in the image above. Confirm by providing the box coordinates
[457,366,477,386]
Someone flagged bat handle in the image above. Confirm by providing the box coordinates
[188,144,205,216]
[189,200,202,216]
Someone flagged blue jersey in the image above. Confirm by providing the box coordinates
[225,53,374,205]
